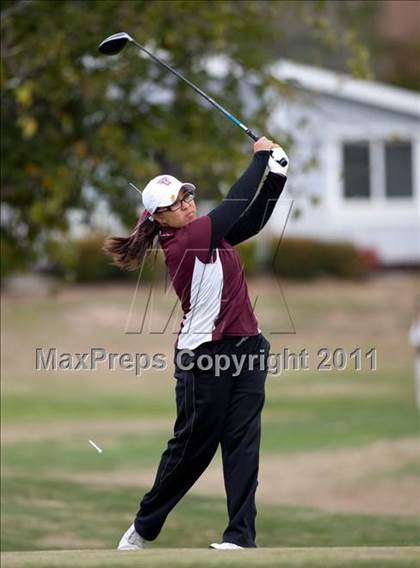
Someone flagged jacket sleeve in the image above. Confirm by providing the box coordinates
[224,172,287,246]
[207,151,271,252]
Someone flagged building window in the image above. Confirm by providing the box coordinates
[385,141,413,198]
[343,142,370,198]
[342,139,414,201]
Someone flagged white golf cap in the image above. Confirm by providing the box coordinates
[142,175,196,219]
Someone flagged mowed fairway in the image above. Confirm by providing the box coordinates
[2,547,420,568]
[2,272,420,566]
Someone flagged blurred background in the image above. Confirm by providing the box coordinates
[1,0,420,559]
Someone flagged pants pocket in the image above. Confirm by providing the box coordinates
[259,335,271,373]
[174,349,195,381]
[259,334,271,354]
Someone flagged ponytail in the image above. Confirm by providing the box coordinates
[103,209,160,271]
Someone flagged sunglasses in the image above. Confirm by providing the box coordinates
[155,188,195,213]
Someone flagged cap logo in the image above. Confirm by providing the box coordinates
[157,176,171,186]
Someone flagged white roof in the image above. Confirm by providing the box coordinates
[270,59,420,117]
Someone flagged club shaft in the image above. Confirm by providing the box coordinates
[131,39,259,142]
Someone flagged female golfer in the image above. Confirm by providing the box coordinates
[104,136,288,550]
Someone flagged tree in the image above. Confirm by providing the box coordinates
[1,0,373,274]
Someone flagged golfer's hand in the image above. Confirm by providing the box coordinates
[254,136,279,153]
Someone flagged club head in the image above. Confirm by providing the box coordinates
[98,32,133,55]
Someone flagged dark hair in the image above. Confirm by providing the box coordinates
[103,213,161,271]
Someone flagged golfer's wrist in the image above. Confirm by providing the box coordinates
[253,150,271,166]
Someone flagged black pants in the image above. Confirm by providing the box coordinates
[134,332,271,548]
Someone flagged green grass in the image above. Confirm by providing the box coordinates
[2,433,170,473]
[2,548,420,568]
[2,276,420,559]
[4,370,418,454]
[2,477,420,553]
[262,395,420,453]
[3,389,419,479]
[1,391,175,423]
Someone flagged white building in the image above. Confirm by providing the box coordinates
[267,60,420,266]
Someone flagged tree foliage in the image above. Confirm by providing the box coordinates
[1,0,374,272]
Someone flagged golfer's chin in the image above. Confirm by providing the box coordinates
[184,211,196,224]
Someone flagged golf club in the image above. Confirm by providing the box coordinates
[98,32,288,167]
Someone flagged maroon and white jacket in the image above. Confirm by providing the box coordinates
[158,151,287,351]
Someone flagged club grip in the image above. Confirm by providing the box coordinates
[245,128,260,142]
[245,128,288,167]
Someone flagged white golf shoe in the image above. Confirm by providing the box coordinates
[209,542,244,550]
[117,523,147,550]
